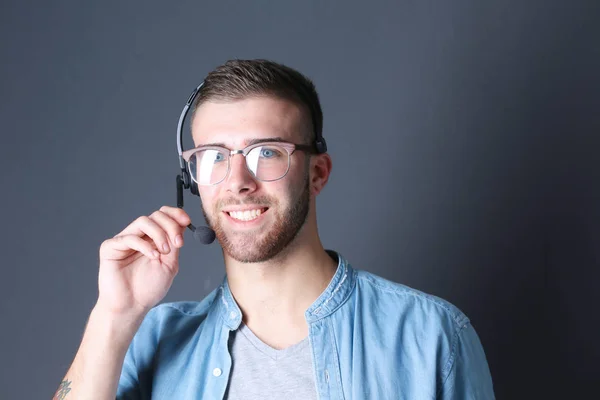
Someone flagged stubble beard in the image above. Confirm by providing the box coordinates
[202,175,310,263]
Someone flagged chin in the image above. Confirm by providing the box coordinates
[219,231,277,263]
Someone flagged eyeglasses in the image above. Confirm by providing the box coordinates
[181,141,316,186]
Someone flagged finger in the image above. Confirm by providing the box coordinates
[100,234,160,261]
[158,205,192,228]
[149,210,186,249]
[117,216,172,254]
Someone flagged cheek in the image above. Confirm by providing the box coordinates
[275,180,303,206]
[199,188,218,210]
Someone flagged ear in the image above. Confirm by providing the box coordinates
[309,153,332,196]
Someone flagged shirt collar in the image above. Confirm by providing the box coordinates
[215,249,356,330]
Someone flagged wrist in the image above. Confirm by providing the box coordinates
[90,301,147,344]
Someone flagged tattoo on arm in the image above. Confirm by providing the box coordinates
[53,379,72,399]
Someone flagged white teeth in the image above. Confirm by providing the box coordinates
[229,209,263,221]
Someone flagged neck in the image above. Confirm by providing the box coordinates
[224,232,337,348]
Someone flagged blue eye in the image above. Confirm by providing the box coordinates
[214,152,225,162]
[260,147,280,158]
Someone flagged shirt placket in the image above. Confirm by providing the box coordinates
[309,318,345,400]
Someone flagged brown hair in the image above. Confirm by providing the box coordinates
[190,59,323,145]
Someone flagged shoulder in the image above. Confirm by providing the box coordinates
[350,269,494,397]
[354,269,470,330]
[350,269,484,386]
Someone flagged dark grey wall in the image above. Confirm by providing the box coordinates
[1,1,598,398]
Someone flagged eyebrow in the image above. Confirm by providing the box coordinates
[197,137,288,149]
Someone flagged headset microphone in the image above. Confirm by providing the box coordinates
[176,174,216,244]
[175,82,217,245]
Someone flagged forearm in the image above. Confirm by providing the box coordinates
[54,304,146,400]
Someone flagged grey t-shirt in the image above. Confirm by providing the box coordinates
[223,322,318,399]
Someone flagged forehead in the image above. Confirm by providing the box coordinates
[190,96,307,147]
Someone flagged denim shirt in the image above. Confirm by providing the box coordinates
[117,251,495,399]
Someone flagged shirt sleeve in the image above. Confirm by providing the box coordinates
[115,343,141,400]
[438,322,495,400]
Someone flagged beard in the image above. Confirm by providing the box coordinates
[201,174,310,263]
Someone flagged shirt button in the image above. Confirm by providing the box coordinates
[229,311,237,319]
[213,368,222,377]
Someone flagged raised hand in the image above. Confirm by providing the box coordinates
[96,205,191,316]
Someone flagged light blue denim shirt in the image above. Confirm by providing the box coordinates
[117,250,495,399]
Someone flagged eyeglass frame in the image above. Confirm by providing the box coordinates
[181,141,316,186]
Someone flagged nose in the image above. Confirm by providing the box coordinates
[224,153,258,195]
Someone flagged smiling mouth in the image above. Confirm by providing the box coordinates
[225,207,269,222]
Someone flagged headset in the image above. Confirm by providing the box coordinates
[175,80,327,244]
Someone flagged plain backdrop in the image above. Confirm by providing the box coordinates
[1,0,598,399]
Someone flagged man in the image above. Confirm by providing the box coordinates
[55,59,495,399]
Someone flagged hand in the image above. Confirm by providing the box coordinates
[96,206,191,317]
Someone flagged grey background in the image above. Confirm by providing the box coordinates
[1,0,598,398]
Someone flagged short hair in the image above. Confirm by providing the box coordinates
[190,59,322,145]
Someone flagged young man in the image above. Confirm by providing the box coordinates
[54,60,495,399]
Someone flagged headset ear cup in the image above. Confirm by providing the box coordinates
[315,137,327,153]
[190,180,199,196]
[182,169,199,196]
[185,158,200,196]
